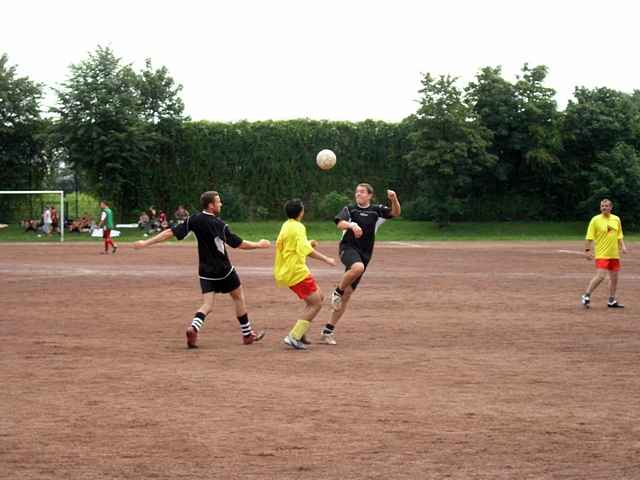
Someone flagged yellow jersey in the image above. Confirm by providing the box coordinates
[585,213,623,259]
[274,219,313,287]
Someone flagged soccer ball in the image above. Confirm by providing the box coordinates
[316,149,336,170]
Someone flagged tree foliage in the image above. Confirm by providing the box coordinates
[0,53,50,221]
[175,119,410,219]
[406,74,496,226]
[52,46,185,219]
[465,64,563,219]
[0,53,48,189]
[586,143,640,228]
[3,48,640,229]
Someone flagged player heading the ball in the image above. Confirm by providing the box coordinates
[322,183,401,345]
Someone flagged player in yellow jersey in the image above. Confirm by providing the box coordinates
[581,199,629,309]
[274,199,336,350]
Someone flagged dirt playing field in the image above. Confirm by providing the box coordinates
[1,241,639,479]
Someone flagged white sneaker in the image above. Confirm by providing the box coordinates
[284,335,306,350]
[320,332,337,345]
[330,289,343,311]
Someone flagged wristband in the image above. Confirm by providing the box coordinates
[349,222,358,229]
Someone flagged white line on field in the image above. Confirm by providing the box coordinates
[556,249,586,256]
[385,241,432,248]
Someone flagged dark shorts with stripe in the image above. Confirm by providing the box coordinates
[339,246,371,290]
[199,269,241,294]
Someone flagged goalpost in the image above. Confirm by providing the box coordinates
[0,190,65,242]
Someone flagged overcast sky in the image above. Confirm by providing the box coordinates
[3,0,639,122]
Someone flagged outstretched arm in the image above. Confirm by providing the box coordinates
[387,190,401,217]
[238,239,271,250]
[308,241,336,266]
[133,228,174,249]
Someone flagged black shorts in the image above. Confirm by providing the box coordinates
[339,246,371,290]
[199,269,241,294]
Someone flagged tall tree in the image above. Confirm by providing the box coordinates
[0,53,48,189]
[586,143,640,228]
[563,86,640,161]
[137,59,185,124]
[0,53,49,221]
[467,64,563,218]
[563,87,640,217]
[406,74,496,226]
[465,66,519,210]
[136,58,186,211]
[53,46,144,217]
[53,47,186,219]
[512,64,562,184]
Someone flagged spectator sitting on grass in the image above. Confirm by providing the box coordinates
[22,218,39,232]
[158,211,169,230]
[138,211,150,230]
[69,213,93,233]
[148,207,160,232]
[173,205,189,225]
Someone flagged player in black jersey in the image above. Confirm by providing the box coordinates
[134,191,271,349]
[320,183,401,345]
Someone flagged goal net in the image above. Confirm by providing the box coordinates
[0,190,65,242]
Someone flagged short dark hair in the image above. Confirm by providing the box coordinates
[200,191,219,210]
[601,198,613,206]
[285,199,304,219]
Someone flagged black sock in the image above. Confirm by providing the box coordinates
[192,312,206,332]
[323,323,335,334]
[238,313,252,336]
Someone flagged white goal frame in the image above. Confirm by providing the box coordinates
[0,190,65,242]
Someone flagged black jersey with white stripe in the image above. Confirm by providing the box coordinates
[335,204,393,256]
[171,211,243,280]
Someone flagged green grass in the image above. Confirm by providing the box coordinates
[2,220,638,243]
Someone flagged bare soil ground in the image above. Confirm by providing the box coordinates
[1,241,639,479]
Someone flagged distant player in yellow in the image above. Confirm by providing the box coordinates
[581,198,629,309]
[274,199,336,350]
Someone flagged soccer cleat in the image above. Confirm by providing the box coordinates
[300,334,312,345]
[243,330,266,345]
[330,288,343,311]
[607,300,624,309]
[283,334,307,350]
[186,326,198,348]
[581,294,590,309]
[320,331,337,345]
[112,246,118,254]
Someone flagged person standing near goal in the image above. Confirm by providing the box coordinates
[133,190,270,348]
[274,199,336,350]
[581,198,629,309]
[321,183,401,344]
[97,200,118,254]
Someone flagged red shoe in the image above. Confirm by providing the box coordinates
[186,327,198,348]
[243,330,266,345]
